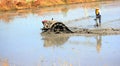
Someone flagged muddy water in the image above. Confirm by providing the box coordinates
[0,0,120,66]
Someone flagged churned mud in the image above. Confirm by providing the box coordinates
[72,28,120,35]
[41,27,120,35]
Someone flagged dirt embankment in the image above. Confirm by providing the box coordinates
[0,0,103,11]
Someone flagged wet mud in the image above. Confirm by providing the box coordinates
[42,27,120,35]
[73,28,120,35]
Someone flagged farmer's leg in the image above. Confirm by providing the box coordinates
[98,15,101,25]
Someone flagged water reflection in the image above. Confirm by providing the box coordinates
[41,33,70,47]
[0,58,14,66]
[96,35,102,53]
[61,6,69,17]
[41,33,102,53]
[0,10,28,23]
[0,58,10,66]
[0,58,19,66]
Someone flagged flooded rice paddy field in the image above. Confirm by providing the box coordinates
[0,0,120,66]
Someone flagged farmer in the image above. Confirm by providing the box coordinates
[95,8,101,26]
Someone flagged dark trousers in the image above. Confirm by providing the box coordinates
[96,14,101,23]
[95,14,101,26]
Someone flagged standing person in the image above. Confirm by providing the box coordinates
[95,8,101,26]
